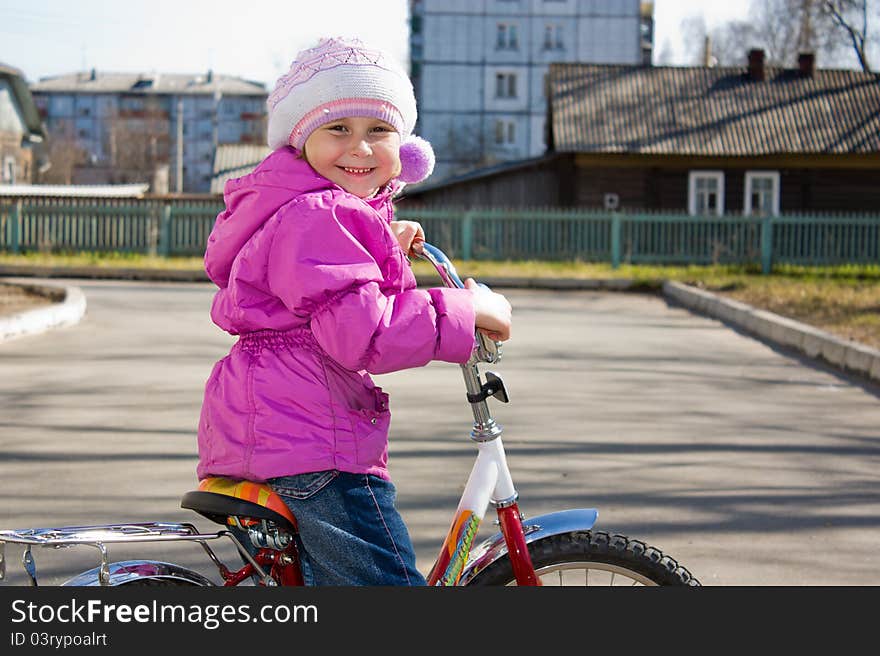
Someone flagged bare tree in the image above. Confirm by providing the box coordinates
[431,119,494,177]
[706,21,760,66]
[819,0,873,70]
[682,0,877,71]
[679,15,709,65]
[36,120,85,185]
[654,39,677,66]
[107,99,170,185]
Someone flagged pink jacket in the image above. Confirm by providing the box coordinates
[197,147,476,482]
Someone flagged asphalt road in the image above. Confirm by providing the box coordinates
[1,279,878,585]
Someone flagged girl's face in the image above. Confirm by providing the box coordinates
[303,116,402,198]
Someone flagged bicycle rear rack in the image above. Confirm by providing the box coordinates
[0,523,261,586]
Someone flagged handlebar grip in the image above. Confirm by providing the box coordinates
[416,243,502,362]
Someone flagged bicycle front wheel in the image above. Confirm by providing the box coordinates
[466,530,700,586]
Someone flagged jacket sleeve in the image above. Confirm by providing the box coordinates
[266,193,476,374]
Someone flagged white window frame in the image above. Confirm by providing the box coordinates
[688,171,725,216]
[744,171,780,216]
[544,24,564,50]
[494,119,516,145]
[495,72,518,98]
[2,156,16,184]
[496,23,519,50]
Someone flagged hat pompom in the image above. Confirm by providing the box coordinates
[398,135,435,184]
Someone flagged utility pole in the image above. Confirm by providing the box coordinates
[176,96,184,193]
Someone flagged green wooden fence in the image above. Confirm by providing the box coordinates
[1,197,879,273]
[398,207,880,272]
[0,197,220,257]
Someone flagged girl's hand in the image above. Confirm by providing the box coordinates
[465,278,512,342]
[389,220,425,257]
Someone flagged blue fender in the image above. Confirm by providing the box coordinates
[458,508,598,586]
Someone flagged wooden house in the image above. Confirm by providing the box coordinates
[0,63,47,185]
[401,50,880,215]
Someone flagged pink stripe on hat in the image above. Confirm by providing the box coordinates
[288,98,405,149]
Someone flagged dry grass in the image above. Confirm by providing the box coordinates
[709,278,880,350]
[0,252,205,270]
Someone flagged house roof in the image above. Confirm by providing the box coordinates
[0,63,47,141]
[548,62,880,156]
[210,143,271,193]
[400,154,559,198]
[30,70,266,96]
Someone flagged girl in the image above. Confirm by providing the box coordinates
[196,37,512,585]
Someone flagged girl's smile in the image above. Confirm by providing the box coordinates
[340,166,375,176]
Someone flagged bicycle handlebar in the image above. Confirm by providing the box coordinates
[416,242,465,289]
[415,242,501,364]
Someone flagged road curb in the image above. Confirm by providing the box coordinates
[662,280,880,385]
[0,283,87,343]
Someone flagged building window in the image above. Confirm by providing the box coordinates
[688,171,725,216]
[2,156,16,183]
[544,25,564,50]
[495,73,518,98]
[496,23,519,50]
[494,119,516,145]
[744,171,780,216]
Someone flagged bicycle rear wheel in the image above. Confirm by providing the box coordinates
[466,530,700,586]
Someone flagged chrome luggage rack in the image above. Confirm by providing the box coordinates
[0,523,253,586]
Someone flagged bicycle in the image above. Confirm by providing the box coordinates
[0,243,700,587]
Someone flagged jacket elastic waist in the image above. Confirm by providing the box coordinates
[235,327,319,354]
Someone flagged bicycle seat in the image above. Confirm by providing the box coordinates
[181,477,298,534]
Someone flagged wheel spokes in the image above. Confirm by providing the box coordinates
[518,561,659,587]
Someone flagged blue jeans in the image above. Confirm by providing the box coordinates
[264,470,426,586]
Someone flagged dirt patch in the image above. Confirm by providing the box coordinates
[713,282,880,351]
[0,283,58,318]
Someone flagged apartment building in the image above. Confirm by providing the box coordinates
[409,0,653,181]
[30,70,267,193]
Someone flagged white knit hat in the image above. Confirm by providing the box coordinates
[267,36,418,151]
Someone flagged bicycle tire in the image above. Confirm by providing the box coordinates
[465,530,701,586]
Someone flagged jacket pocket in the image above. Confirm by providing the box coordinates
[351,387,390,466]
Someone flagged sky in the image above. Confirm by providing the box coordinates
[0,0,754,86]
